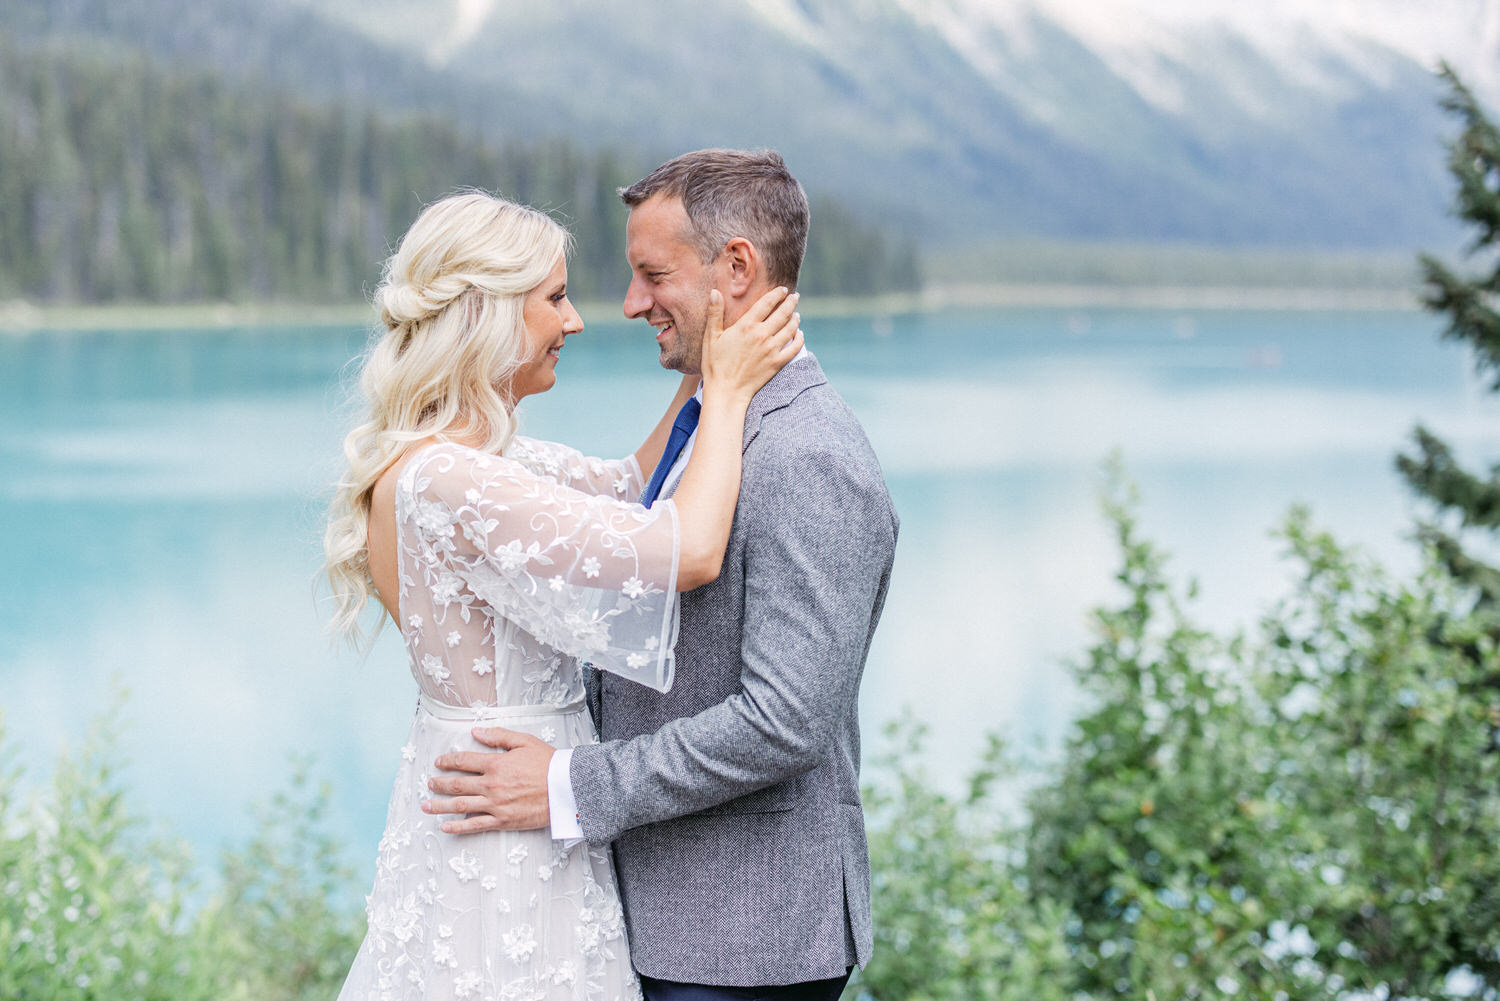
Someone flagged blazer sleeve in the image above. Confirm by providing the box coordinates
[567,437,897,842]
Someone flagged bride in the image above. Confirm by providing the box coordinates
[322,191,801,1001]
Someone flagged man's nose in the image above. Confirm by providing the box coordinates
[623,277,652,319]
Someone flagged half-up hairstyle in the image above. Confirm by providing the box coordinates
[324,191,570,645]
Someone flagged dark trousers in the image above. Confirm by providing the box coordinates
[639,969,852,1001]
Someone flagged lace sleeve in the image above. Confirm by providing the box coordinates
[402,443,677,692]
[506,435,645,503]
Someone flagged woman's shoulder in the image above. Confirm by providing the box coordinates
[398,439,539,499]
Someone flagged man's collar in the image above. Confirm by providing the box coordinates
[742,350,825,451]
[692,346,813,408]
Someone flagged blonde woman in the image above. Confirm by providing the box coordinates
[325,191,801,1001]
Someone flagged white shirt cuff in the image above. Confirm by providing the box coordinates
[546,748,585,842]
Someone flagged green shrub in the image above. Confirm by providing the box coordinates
[0,705,363,1001]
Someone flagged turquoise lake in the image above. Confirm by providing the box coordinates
[3,303,1496,879]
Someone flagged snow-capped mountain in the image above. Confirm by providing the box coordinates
[22,0,1486,248]
[293,0,1473,247]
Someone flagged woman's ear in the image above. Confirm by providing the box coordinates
[722,237,759,297]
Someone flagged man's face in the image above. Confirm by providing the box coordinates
[623,194,719,375]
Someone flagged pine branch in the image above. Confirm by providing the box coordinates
[1397,426,1500,531]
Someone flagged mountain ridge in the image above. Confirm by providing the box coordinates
[296,0,1464,248]
[13,0,1481,251]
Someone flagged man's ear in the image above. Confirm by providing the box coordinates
[722,237,760,297]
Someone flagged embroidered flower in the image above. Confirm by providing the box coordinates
[465,488,482,505]
[644,636,659,651]
[408,614,424,631]
[432,937,457,967]
[614,476,630,494]
[481,876,497,891]
[493,539,545,574]
[582,557,601,579]
[471,656,494,676]
[621,577,647,599]
[549,575,566,592]
[540,725,556,743]
[412,497,455,535]
[445,631,462,648]
[627,653,648,670]
[421,655,450,684]
[507,845,528,866]
[502,924,538,963]
[568,616,611,654]
[536,863,553,882]
[588,458,606,476]
[448,850,481,882]
[430,573,464,606]
[400,743,416,762]
[454,970,483,998]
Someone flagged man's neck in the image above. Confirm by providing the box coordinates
[722,284,780,328]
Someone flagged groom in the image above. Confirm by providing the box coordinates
[427,149,898,1001]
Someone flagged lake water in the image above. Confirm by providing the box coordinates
[3,302,1496,879]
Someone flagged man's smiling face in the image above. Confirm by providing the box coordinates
[623,194,719,376]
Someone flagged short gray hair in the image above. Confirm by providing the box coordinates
[620,149,809,289]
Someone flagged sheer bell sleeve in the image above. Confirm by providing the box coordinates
[505,435,646,503]
[403,443,677,692]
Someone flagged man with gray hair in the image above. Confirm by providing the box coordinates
[427,148,898,1000]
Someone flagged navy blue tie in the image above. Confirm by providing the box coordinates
[640,397,702,508]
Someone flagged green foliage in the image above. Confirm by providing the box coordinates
[0,701,221,1000]
[851,716,1070,1001]
[202,761,365,1001]
[1025,468,1315,999]
[1402,65,1500,621]
[854,462,1500,1000]
[1259,510,1500,997]
[0,704,363,1001]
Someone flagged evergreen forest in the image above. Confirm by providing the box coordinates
[0,35,920,307]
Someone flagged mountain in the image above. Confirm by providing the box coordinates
[10,0,1484,250]
[277,0,1473,250]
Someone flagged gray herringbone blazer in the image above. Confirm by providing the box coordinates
[569,352,898,987]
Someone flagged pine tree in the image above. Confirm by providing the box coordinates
[1399,64,1500,632]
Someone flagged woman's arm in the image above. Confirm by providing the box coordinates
[631,373,700,479]
[670,288,801,590]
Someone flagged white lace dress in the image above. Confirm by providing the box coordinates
[337,438,681,1001]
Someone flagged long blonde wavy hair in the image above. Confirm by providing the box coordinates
[323,191,570,644]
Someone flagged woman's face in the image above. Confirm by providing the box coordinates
[511,257,584,401]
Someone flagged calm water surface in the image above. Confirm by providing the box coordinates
[2,304,1495,877]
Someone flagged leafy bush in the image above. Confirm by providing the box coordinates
[852,471,1500,1001]
[0,703,363,1001]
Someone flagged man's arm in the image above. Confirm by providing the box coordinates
[569,440,895,842]
[424,438,895,838]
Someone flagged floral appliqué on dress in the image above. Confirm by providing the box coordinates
[337,439,675,1001]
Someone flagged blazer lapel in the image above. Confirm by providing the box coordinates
[742,352,827,452]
